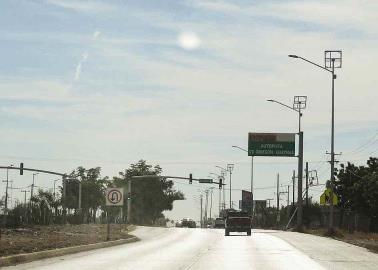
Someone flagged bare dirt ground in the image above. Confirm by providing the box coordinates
[0,224,133,257]
[306,228,378,253]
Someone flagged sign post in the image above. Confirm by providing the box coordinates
[105,188,124,241]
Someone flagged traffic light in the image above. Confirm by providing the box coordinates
[189,173,193,184]
[218,177,223,189]
[20,162,24,175]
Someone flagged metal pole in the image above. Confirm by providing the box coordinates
[306,162,309,205]
[5,168,9,214]
[209,189,213,220]
[229,171,232,209]
[251,156,254,215]
[292,170,295,206]
[297,131,304,229]
[287,185,290,222]
[218,187,221,216]
[127,179,132,224]
[222,174,226,210]
[200,195,203,228]
[62,175,67,224]
[106,208,110,241]
[329,59,336,230]
[277,173,280,224]
[31,173,35,199]
[78,180,82,211]
[204,190,209,226]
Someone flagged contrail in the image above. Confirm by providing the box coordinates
[73,30,101,81]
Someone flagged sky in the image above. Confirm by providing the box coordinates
[0,0,377,222]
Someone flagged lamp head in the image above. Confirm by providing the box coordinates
[288,54,299,58]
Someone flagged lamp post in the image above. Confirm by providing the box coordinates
[227,164,234,209]
[210,173,223,215]
[215,166,228,209]
[232,145,254,214]
[267,96,307,229]
[289,51,342,231]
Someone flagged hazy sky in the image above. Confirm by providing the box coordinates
[1,0,377,221]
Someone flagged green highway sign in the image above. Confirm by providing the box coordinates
[248,133,295,157]
[199,179,213,183]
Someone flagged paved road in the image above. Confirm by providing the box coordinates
[5,227,378,270]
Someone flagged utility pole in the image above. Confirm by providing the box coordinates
[30,173,39,202]
[4,168,10,214]
[227,164,234,209]
[200,194,203,228]
[21,190,29,205]
[127,179,132,224]
[78,180,82,211]
[209,188,214,220]
[292,170,295,207]
[306,162,309,206]
[204,190,209,226]
[62,175,67,224]
[53,179,59,200]
[297,131,304,229]
[276,173,280,224]
[287,185,290,207]
[287,185,290,222]
[218,186,221,216]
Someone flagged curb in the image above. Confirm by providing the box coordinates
[0,237,139,267]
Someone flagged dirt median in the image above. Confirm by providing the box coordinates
[0,224,134,257]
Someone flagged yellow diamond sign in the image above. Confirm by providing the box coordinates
[320,188,338,206]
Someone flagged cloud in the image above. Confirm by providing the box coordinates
[46,0,114,13]
[74,52,88,81]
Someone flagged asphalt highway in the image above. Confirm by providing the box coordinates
[5,227,378,270]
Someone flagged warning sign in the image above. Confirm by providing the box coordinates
[106,188,124,206]
[320,188,338,206]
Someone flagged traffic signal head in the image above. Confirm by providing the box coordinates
[189,173,193,184]
[219,177,223,189]
[20,162,24,175]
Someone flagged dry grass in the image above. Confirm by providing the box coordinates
[304,228,378,253]
[0,224,133,257]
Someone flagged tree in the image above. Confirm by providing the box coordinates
[335,157,378,218]
[113,160,184,225]
[66,167,108,223]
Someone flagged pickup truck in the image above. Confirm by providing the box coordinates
[225,211,251,236]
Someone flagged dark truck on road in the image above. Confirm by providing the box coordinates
[225,211,252,236]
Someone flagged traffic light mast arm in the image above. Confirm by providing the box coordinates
[131,175,223,187]
[0,165,66,177]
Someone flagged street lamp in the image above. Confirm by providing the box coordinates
[210,173,223,216]
[215,166,228,210]
[289,51,342,231]
[227,164,234,209]
[232,145,254,214]
[267,96,307,229]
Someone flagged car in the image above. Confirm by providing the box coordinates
[181,218,196,228]
[214,217,225,228]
